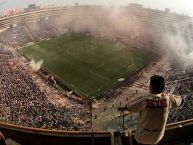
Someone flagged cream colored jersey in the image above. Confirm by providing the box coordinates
[127,93,182,144]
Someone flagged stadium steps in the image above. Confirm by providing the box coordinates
[22,23,36,42]
[0,6,192,31]
[0,7,105,28]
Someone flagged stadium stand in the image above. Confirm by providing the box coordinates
[0,54,91,131]
[1,4,193,145]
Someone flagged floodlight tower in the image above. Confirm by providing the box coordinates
[74,0,79,6]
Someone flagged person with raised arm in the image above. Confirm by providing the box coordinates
[125,75,182,145]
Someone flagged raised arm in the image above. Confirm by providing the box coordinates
[168,94,182,108]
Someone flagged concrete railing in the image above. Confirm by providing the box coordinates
[128,119,193,145]
[0,122,113,145]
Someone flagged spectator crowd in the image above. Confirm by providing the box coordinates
[0,55,91,131]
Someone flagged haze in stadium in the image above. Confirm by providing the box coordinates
[1,0,193,16]
[0,0,193,138]
[1,0,193,144]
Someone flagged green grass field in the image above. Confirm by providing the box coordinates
[22,34,155,97]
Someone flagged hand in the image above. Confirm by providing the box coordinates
[0,132,5,140]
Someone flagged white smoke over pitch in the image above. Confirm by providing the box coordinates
[163,34,192,68]
[29,59,43,72]
[54,6,152,50]
[59,7,193,69]
[29,6,193,69]
[161,18,193,69]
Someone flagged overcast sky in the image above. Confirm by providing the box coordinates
[0,0,193,16]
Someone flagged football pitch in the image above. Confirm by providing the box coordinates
[21,34,155,97]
